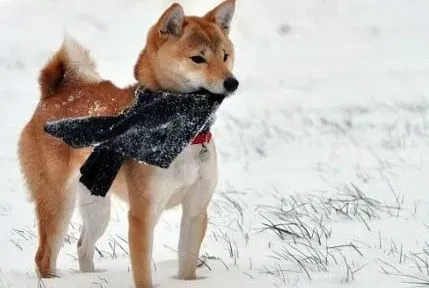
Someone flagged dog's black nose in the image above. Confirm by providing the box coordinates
[223,77,239,93]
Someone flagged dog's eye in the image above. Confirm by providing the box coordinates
[190,56,206,64]
[223,53,229,62]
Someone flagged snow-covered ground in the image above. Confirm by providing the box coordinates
[1,0,429,287]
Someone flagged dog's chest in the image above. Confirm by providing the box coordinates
[151,142,216,207]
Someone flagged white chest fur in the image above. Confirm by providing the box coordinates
[150,141,218,211]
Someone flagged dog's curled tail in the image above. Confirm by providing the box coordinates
[39,35,101,99]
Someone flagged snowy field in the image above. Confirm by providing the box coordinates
[1,0,429,287]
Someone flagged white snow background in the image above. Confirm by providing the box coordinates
[1,0,429,287]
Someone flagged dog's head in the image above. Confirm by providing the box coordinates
[134,0,238,95]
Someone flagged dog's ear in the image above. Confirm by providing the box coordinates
[158,3,185,37]
[204,0,235,34]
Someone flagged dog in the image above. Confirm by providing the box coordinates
[17,1,238,287]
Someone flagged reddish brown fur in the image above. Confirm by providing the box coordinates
[18,1,236,287]
[38,50,66,99]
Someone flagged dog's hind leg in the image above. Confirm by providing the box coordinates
[34,179,76,277]
[19,125,77,278]
[77,182,111,272]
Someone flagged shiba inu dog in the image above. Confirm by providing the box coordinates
[17,1,238,287]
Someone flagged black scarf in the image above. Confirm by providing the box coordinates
[44,87,226,197]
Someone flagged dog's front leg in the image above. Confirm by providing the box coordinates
[178,208,208,280]
[178,173,217,280]
[125,162,159,288]
[128,200,157,288]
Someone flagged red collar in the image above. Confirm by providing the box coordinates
[192,131,212,145]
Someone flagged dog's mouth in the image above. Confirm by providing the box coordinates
[195,88,231,104]
[157,87,235,103]
[197,88,220,96]
[197,87,235,98]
